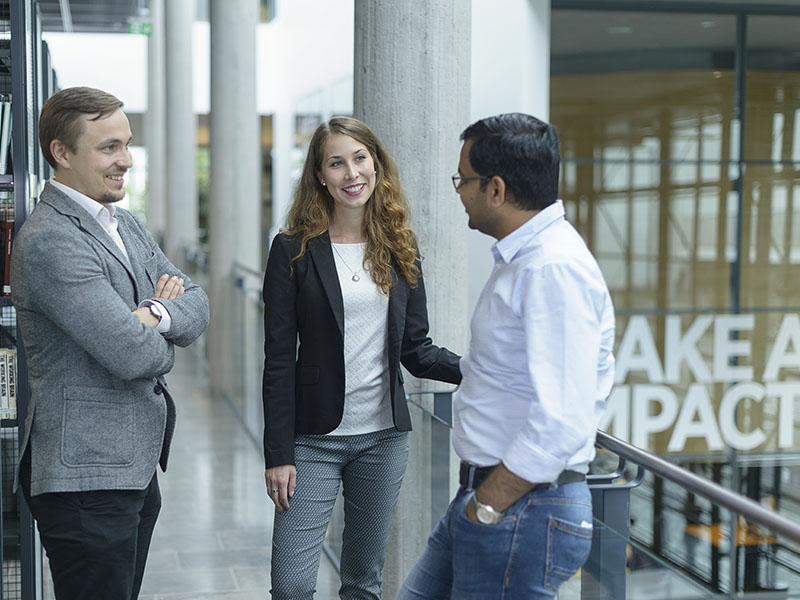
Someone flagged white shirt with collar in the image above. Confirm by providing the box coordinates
[452,199,615,484]
[49,178,172,334]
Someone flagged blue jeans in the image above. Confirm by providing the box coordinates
[396,482,593,599]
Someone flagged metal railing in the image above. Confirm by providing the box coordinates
[586,431,800,599]
[596,431,800,546]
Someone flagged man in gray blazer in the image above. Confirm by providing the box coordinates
[10,87,209,599]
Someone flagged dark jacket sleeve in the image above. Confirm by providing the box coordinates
[262,234,298,468]
[400,263,462,384]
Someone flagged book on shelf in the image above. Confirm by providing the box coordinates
[0,348,16,421]
[1,208,12,297]
[7,348,16,419]
[0,348,8,420]
[0,96,10,176]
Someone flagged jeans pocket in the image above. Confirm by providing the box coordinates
[544,516,593,593]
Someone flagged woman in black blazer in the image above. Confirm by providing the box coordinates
[262,116,461,599]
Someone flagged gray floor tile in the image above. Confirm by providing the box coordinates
[150,530,224,552]
[177,548,270,571]
[139,567,237,595]
[155,592,269,600]
[144,549,182,573]
[231,567,268,590]
[218,528,271,550]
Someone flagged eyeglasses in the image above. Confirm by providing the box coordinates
[451,174,490,191]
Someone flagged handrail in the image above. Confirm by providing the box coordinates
[407,391,800,545]
[232,261,264,280]
[596,430,800,545]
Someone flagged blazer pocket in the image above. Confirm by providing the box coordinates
[61,386,135,467]
[296,366,320,385]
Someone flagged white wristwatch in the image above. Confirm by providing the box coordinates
[148,303,164,323]
[469,492,505,525]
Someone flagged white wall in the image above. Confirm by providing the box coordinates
[43,32,149,111]
[257,0,354,116]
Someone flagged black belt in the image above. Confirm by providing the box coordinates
[459,461,585,490]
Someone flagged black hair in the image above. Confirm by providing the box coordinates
[460,112,560,211]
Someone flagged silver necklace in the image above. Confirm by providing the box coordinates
[332,243,362,282]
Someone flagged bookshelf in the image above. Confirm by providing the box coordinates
[2,0,51,597]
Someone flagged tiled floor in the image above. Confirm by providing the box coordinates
[44,346,341,600]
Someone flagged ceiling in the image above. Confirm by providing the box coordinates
[36,0,148,33]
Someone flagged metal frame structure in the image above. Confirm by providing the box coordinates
[7,0,46,598]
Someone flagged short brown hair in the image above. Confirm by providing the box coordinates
[38,87,124,168]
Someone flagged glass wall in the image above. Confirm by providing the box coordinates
[551,3,800,594]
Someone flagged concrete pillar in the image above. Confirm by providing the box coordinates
[165,0,198,264]
[208,0,260,398]
[468,0,551,313]
[145,0,166,242]
[354,1,471,594]
[270,108,294,239]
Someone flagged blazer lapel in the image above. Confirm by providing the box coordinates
[115,211,154,304]
[40,183,135,281]
[309,233,345,338]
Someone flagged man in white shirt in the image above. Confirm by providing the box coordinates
[397,113,615,599]
[11,87,209,599]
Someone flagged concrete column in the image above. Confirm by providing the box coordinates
[468,0,551,313]
[208,0,260,398]
[145,0,166,242]
[165,0,198,264]
[270,108,294,239]
[354,1,470,594]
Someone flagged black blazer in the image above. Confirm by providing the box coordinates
[262,232,461,468]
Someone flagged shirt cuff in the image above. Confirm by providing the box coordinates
[139,300,172,334]
[503,437,565,485]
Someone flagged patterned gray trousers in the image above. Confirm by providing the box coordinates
[270,428,410,599]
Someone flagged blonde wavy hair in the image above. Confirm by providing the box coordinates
[284,116,420,293]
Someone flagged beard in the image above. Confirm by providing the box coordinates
[100,190,125,204]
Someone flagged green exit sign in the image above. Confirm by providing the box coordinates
[128,21,153,36]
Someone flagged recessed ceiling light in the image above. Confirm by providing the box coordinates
[701,20,717,28]
[607,26,633,35]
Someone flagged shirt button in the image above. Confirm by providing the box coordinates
[154,383,163,395]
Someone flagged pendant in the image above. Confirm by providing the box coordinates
[352,274,360,282]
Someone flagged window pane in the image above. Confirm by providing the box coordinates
[740,166,800,308]
[745,16,800,162]
[552,10,736,312]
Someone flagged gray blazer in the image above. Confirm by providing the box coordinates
[10,182,209,496]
